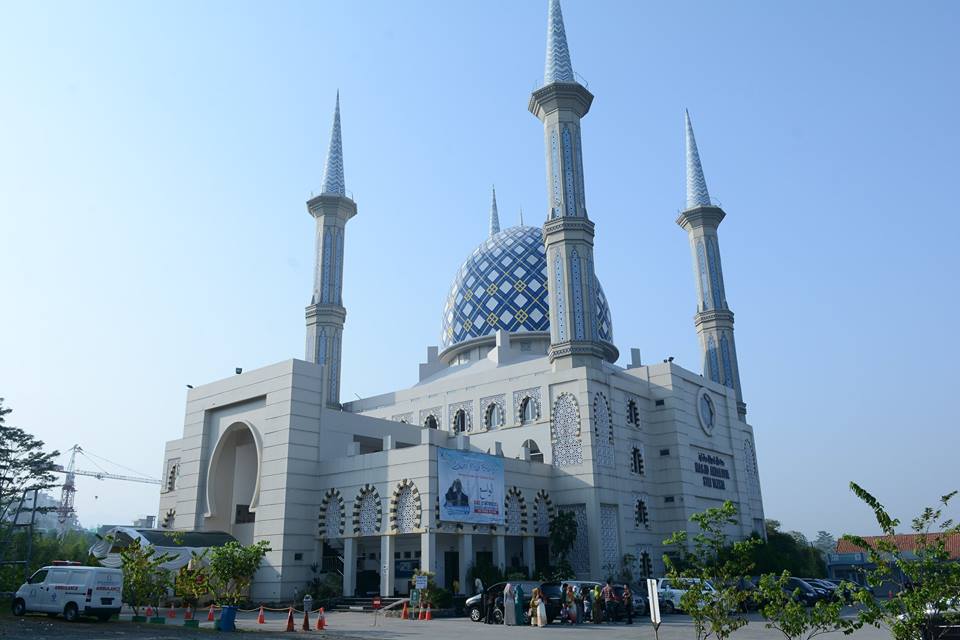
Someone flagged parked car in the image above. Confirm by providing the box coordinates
[465,581,540,623]
[12,565,123,621]
[656,577,717,614]
[784,577,823,606]
[806,579,840,602]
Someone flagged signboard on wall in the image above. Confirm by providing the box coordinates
[692,448,732,491]
[438,448,505,524]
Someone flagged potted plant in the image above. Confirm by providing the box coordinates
[174,551,210,628]
[119,538,174,623]
[207,540,271,631]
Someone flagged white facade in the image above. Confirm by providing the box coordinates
[157,0,765,601]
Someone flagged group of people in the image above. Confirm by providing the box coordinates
[555,581,635,626]
[480,579,636,628]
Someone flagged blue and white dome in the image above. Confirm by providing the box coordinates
[441,225,613,352]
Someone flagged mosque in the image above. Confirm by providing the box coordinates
[157,0,765,600]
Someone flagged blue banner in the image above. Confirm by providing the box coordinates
[438,448,505,524]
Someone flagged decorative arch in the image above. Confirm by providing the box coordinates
[521,439,544,463]
[592,392,614,468]
[389,479,422,533]
[533,489,554,536]
[551,392,582,467]
[514,388,542,424]
[204,420,263,518]
[161,508,175,529]
[352,484,383,535]
[318,488,346,539]
[504,487,528,535]
[635,496,650,529]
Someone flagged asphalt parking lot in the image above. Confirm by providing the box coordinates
[0,608,897,640]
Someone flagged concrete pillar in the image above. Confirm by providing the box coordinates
[585,501,602,579]
[459,533,473,590]
[380,535,395,597]
[342,537,356,597]
[523,536,536,579]
[493,534,506,573]
[420,531,436,578]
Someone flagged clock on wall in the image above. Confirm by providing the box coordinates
[697,389,716,435]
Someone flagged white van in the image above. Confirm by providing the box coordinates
[12,565,123,621]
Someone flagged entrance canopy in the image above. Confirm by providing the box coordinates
[90,528,237,571]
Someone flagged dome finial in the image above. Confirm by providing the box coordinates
[544,0,575,85]
[685,109,711,209]
[321,91,345,196]
[519,206,524,227]
[489,185,500,237]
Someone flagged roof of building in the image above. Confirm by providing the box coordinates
[440,224,613,352]
[836,533,960,560]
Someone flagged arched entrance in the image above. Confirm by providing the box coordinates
[205,421,262,544]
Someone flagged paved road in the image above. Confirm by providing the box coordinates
[0,609,894,640]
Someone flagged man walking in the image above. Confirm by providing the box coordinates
[601,580,615,623]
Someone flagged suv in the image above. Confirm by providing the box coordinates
[784,577,823,606]
[656,577,717,614]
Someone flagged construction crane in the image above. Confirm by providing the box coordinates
[53,444,161,538]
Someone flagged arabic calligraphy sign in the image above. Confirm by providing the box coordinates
[438,448,505,524]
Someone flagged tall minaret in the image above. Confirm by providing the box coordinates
[489,186,500,237]
[677,110,745,418]
[305,93,356,408]
[529,0,610,368]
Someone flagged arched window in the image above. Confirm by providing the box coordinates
[505,492,522,535]
[453,409,467,434]
[627,399,640,427]
[357,488,381,535]
[630,446,645,475]
[325,499,342,539]
[635,498,650,529]
[522,439,544,463]
[394,484,417,533]
[424,415,438,429]
[520,396,539,424]
[484,403,503,430]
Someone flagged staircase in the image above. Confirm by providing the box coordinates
[334,596,405,613]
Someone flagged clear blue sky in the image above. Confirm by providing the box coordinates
[2,0,958,537]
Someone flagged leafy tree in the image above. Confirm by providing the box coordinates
[411,569,452,608]
[663,500,760,640]
[0,399,60,527]
[756,571,858,640]
[813,531,837,559]
[749,521,827,576]
[844,483,960,640]
[0,529,98,591]
[120,537,176,616]
[174,550,210,608]
[548,509,577,580]
[207,540,271,606]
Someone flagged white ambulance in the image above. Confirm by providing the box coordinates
[12,564,123,621]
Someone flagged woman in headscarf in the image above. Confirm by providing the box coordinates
[514,583,525,625]
[503,583,515,625]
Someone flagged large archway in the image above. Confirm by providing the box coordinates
[204,421,262,544]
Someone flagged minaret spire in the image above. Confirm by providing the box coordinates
[306,91,356,408]
[685,109,711,209]
[677,114,746,418]
[519,206,524,226]
[321,91,345,196]
[530,0,615,369]
[544,0,575,84]
[489,186,501,237]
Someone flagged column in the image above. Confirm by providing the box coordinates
[342,537,356,597]
[493,534,506,573]
[380,534,395,597]
[586,501,603,579]
[420,531,436,578]
[459,533,473,592]
[523,536,536,578]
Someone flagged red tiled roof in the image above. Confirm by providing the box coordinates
[836,533,960,560]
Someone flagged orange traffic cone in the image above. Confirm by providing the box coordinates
[207,605,215,622]
[284,607,295,632]
[184,606,194,621]
[418,603,425,620]
[146,605,154,618]
[316,607,326,630]
[257,605,265,624]
[401,601,408,620]
[425,603,432,621]
[167,606,176,619]
[302,608,311,631]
